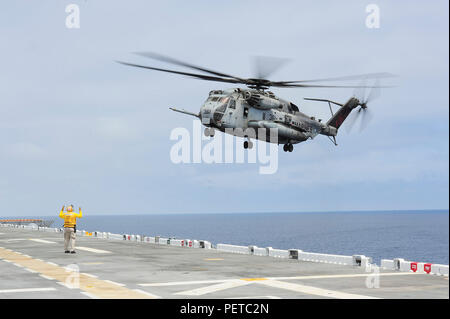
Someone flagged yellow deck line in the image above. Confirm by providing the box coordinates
[240,278,268,281]
[0,247,158,299]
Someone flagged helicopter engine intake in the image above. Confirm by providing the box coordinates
[244,92,281,110]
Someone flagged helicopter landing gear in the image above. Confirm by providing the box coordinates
[243,140,253,149]
[204,127,215,137]
[283,143,293,152]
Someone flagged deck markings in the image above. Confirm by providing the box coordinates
[0,247,159,299]
[141,274,416,298]
[24,268,38,273]
[267,272,419,281]
[56,282,78,289]
[29,239,57,244]
[0,239,29,243]
[227,295,282,299]
[204,258,224,261]
[76,246,111,254]
[139,272,417,287]
[0,287,57,294]
[241,278,268,281]
[80,291,99,299]
[175,280,251,296]
[104,280,126,287]
[133,289,161,298]
[140,279,232,287]
[256,280,378,299]
[172,277,377,298]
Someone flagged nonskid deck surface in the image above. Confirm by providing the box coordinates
[0,228,448,299]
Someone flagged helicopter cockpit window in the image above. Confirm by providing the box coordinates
[228,98,236,109]
[213,103,227,122]
[220,96,230,105]
[208,96,220,102]
[290,102,299,113]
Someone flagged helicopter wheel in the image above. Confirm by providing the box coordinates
[204,128,215,137]
[283,143,294,152]
[243,140,253,149]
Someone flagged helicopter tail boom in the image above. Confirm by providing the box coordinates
[326,97,359,130]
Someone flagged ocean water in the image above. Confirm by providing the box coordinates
[34,210,450,265]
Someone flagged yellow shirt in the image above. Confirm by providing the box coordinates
[59,210,82,228]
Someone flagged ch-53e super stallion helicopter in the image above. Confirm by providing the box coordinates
[118,53,394,152]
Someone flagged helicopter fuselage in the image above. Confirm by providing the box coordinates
[119,52,387,151]
[199,88,338,146]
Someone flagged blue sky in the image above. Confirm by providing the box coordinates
[0,1,448,216]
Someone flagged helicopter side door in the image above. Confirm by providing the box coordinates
[222,96,241,128]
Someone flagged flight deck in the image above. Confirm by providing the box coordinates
[0,226,448,299]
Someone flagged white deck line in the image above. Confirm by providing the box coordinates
[256,280,379,299]
[267,272,419,281]
[29,239,57,244]
[39,274,55,280]
[132,289,161,298]
[0,287,57,294]
[226,295,282,299]
[175,280,251,296]
[80,291,99,299]
[139,272,416,287]
[76,246,111,254]
[139,279,232,287]
[104,280,126,287]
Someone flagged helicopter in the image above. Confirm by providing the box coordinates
[118,53,393,152]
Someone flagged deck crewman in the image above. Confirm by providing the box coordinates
[59,205,82,254]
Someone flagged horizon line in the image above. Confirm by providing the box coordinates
[1,208,448,218]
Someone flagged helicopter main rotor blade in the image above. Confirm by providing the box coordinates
[120,52,396,90]
[252,56,290,80]
[365,79,381,103]
[135,52,246,82]
[274,72,396,85]
[271,83,392,89]
[353,79,367,103]
[116,61,242,84]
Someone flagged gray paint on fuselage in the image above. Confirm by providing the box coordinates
[200,88,329,144]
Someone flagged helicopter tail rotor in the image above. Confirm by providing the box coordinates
[346,79,380,133]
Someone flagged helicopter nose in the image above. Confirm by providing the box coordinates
[200,105,213,125]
